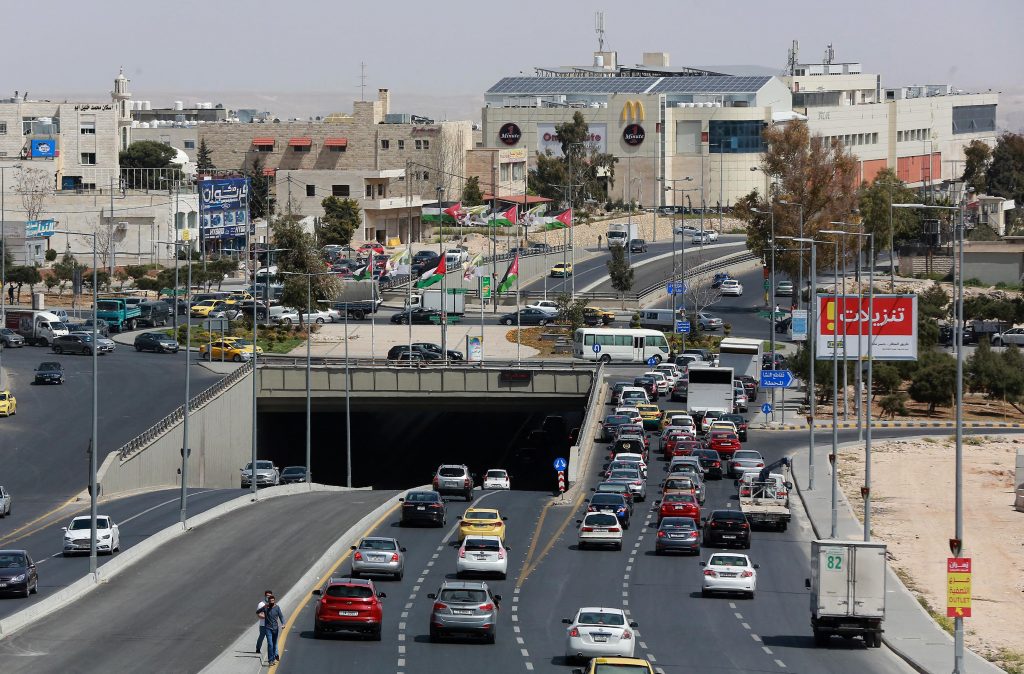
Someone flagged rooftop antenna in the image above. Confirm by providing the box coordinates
[360,62,367,101]
[595,11,605,52]
[824,43,834,65]
[786,39,799,75]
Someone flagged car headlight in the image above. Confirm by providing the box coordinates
[64,537,74,544]
[11,574,25,582]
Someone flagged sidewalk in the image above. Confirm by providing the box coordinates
[768,419,1024,431]
[792,437,1004,674]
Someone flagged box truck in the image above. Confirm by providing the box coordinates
[806,540,887,648]
[686,365,734,417]
[405,288,466,315]
[606,222,639,248]
[3,309,70,346]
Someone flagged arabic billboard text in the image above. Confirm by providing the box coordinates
[199,178,249,240]
[815,294,917,361]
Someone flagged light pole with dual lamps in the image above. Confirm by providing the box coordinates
[751,205,777,422]
[777,200,805,309]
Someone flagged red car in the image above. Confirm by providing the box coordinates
[660,430,688,459]
[313,577,386,639]
[657,492,701,524]
[672,439,704,458]
[359,242,385,256]
[709,432,741,458]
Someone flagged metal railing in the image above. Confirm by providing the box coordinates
[258,355,596,370]
[116,361,253,461]
[384,244,569,292]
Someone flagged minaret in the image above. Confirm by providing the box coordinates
[112,67,132,150]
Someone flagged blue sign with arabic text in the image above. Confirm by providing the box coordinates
[26,219,56,238]
[200,178,250,239]
[31,139,56,158]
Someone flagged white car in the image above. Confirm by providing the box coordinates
[642,371,670,395]
[613,407,643,425]
[456,536,509,579]
[526,300,560,315]
[701,552,758,598]
[63,515,120,556]
[675,225,701,237]
[563,607,638,661]
[576,512,623,550]
[654,364,680,385]
[483,469,511,490]
[720,279,743,296]
[991,327,1024,347]
[668,414,697,434]
[613,453,647,477]
[727,450,765,479]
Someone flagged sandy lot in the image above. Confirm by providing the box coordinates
[838,436,1024,669]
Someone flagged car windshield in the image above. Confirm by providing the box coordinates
[464,511,498,521]
[734,451,761,460]
[438,588,488,603]
[464,538,501,552]
[486,470,507,479]
[596,483,626,493]
[326,585,373,598]
[609,470,638,480]
[591,494,623,505]
[664,493,695,503]
[405,492,439,503]
[577,611,625,626]
[714,511,746,522]
[0,553,27,567]
[359,539,397,551]
[38,363,61,371]
[438,467,464,477]
[282,467,305,475]
[664,479,692,490]
[661,518,696,529]
[69,518,108,530]
[585,514,618,526]
[605,416,629,425]
[711,555,748,567]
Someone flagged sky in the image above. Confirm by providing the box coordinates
[6,0,1023,127]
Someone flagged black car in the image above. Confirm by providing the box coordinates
[81,319,112,337]
[702,509,751,549]
[691,449,724,480]
[390,308,442,325]
[737,376,758,402]
[0,550,38,597]
[528,242,552,253]
[0,328,25,348]
[412,342,464,360]
[654,517,701,555]
[134,332,180,353]
[279,466,308,484]
[52,334,95,355]
[399,490,446,527]
[719,413,749,442]
[628,238,648,253]
[386,345,441,361]
[633,376,658,399]
[586,493,631,529]
[34,361,65,385]
[499,308,551,326]
[162,297,190,316]
[609,381,633,405]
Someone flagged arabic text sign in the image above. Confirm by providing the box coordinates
[946,557,971,618]
[25,219,56,238]
[815,294,917,361]
[199,178,249,212]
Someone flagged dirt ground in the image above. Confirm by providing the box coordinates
[838,436,1024,670]
[817,388,1024,423]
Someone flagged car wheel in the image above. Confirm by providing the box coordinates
[313,622,324,639]
[599,354,611,363]
[135,345,142,351]
[813,630,829,647]
[371,626,382,641]
[742,539,751,550]
[702,588,711,598]
[485,629,496,644]
[30,579,37,594]
[429,627,440,643]
[503,318,514,325]
[53,346,63,354]
[395,570,404,581]
[539,319,548,326]
[400,317,409,325]
[84,347,92,355]
[282,318,293,326]
[315,317,325,324]
[233,354,243,362]
[23,583,30,598]
[614,542,622,551]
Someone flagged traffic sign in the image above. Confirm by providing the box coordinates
[761,402,773,415]
[763,280,770,290]
[647,356,658,367]
[553,457,567,472]
[666,281,687,295]
[674,320,691,334]
[592,344,601,354]
[557,471,566,493]
[760,370,794,388]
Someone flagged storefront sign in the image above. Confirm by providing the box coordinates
[815,294,918,361]
[498,123,522,145]
[623,124,646,146]
[537,123,606,156]
[946,558,971,618]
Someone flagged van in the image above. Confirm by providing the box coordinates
[138,301,170,327]
[638,308,678,330]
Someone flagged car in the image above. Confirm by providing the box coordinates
[62,515,120,556]
[737,375,758,399]
[733,386,748,413]
[584,306,616,325]
[458,508,507,542]
[666,413,697,433]
[483,469,511,490]
[499,308,551,326]
[609,382,633,405]
[576,512,623,550]
[655,492,701,525]
[427,580,501,643]
[0,486,10,517]
[200,339,262,362]
[619,387,649,408]
[312,576,386,639]
[671,439,704,459]
[601,414,632,441]
[33,361,64,385]
[587,493,631,529]
[665,470,705,504]
[607,468,646,502]
[709,432,742,460]
[698,410,727,435]
[412,342,464,361]
[526,300,560,315]
[433,464,474,501]
[775,280,794,297]
[51,334,95,355]
[692,449,724,480]
[633,403,661,431]
[78,318,112,337]
[630,376,657,400]
[719,279,743,296]
[0,328,25,347]
[654,516,701,555]
[692,231,713,245]
[240,460,280,488]
[0,550,38,597]
[400,490,446,527]
[612,452,648,478]
[701,552,758,598]
[350,537,406,580]
[612,435,647,460]
[642,371,670,396]
[654,363,680,385]
[528,242,553,253]
[457,536,510,579]
[134,332,180,353]
[702,509,751,549]
[390,308,442,325]
[593,481,635,509]
[386,345,441,362]
[279,466,308,484]
[359,242,385,256]
[563,607,638,662]
[695,312,723,331]
[727,449,765,478]
[190,299,225,318]
[0,390,15,417]
[70,331,115,354]
[628,239,648,253]
[992,327,1024,347]
[550,263,574,278]
[574,657,656,674]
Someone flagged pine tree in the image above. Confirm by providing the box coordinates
[196,138,214,173]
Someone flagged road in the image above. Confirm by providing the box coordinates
[0,489,394,674]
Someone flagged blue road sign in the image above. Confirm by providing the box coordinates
[592,344,601,353]
[675,320,691,334]
[759,370,794,388]
[647,356,658,367]
[666,281,675,295]
[761,402,773,415]
[666,281,687,295]
[553,457,567,472]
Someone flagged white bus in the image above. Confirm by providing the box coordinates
[572,328,672,364]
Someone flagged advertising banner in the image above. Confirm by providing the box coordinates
[537,123,607,155]
[946,557,972,618]
[467,335,483,362]
[790,309,808,341]
[30,139,57,158]
[815,294,917,361]
[25,219,56,238]
[199,177,250,239]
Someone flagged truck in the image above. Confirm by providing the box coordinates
[718,337,762,382]
[95,298,142,332]
[3,309,70,346]
[606,222,639,248]
[405,288,466,315]
[806,539,887,648]
[330,280,383,320]
[738,458,792,530]
[686,365,735,417]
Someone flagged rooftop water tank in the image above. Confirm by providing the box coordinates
[173,101,184,111]
[142,101,151,110]
[594,55,604,67]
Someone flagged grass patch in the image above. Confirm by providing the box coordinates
[994,281,1023,291]
[996,649,1024,674]
[963,278,987,288]
[164,323,310,354]
[964,435,985,446]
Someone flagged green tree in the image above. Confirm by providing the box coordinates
[986,132,1024,205]
[857,168,921,252]
[527,111,617,209]
[196,138,215,173]
[879,392,909,419]
[0,239,12,285]
[125,265,149,283]
[119,141,181,189]
[918,283,950,318]
[207,257,238,291]
[606,245,634,305]
[907,352,957,415]
[244,155,274,221]
[44,275,59,294]
[135,276,161,294]
[961,139,992,194]
[319,197,362,246]
[10,265,42,299]
[555,293,589,333]
[45,248,57,262]
[271,215,339,327]
[114,268,130,291]
[872,364,902,398]
[53,251,82,297]
[462,176,484,206]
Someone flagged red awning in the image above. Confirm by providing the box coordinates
[324,137,348,147]
[252,137,274,146]
[288,137,312,147]
[483,194,552,204]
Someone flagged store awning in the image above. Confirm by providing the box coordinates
[324,137,348,147]
[252,137,275,146]
[288,137,312,147]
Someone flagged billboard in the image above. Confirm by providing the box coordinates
[790,309,808,342]
[537,123,607,156]
[30,139,57,158]
[815,294,918,361]
[26,219,56,238]
[199,177,250,239]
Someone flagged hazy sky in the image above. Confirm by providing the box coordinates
[7,0,1022,121]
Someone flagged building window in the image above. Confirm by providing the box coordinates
[306,184,316,197]
[377,183,384,197]
[80,121,96,135]
[365,184,372,197]
[422,140,430,150]
[184,140,196,149]
[415,140,423,150]
[398,140,405,150]
[512,161,525,181]
[81,152,96,165]
[293,144,310,152]
[0,122,6,134]
[332,184,350,197]
[500,163,510,182]
[952,105,996,135]
[422,171,429,181]
[255,144,274,152]
[22,117,36,135]
[708,120,767,154]
[380,139,390,149]
[328,145,346,152]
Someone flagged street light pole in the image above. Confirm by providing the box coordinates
[778,200,804,310]
[829,236,839,537]
[753,206,777,422]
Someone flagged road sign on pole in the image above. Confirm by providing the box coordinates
[760,370,794,388]
[675,320,691,334]
[947,558,972,618]
[646,356,658,367]
[557,471,566,494]
[761,402,772,426]
[553,457,567,472]
[592,344,601,354]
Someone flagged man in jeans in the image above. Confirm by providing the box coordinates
[260,595,285,664]
[256,590,273,656]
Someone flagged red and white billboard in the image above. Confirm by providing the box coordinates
[815,294,918,361]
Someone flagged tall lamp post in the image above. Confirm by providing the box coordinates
[777,200,805,309]
[0,164,17,389]
[752,206,777,422]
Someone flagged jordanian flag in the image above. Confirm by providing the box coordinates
[415,252,447,288]
[552,209,573,229]
[497,254,519,293]
[421,202,462,224]
[488,205,518,227]
[353,264,372,280]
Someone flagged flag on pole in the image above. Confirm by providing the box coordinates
[488,205,518,227]
[415,253,447,288]
[443,202,463,222]
[353,264,372,280]
[463,254,484,281]
[421,202,462,224]
[388,248,410,275]
[553,209,573,229]
[497,254,519,293]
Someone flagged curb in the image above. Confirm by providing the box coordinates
[766,421,1024,431]
[199,485,427,674]
[0,483,354,640]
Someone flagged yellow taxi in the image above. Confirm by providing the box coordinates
[190,300,224,317]
[199,338,264,362]
[579,657,655,674]
[457,508,507,542]
[635,403,663,431]
[0,390,16,417]
[550,263,573,278]
[584,306,616,325]
[223,291,253,305]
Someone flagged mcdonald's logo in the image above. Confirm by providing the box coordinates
[620,99,645,123]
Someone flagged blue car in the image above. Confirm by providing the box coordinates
[586,493,631,529]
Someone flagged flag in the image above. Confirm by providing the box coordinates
[415,253,446,288]
[388,248,410,275]
[420,202,462,224]
[443,202,463,221]
[554,209,573,229]
[488,205,518,227]
[353,264,372,280]
[497,254,519,293]
[463,254,484,281]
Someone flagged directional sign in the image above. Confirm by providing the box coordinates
[947,558,972,618]
[761,402,773,415]
[592,344,601,354]
[675,320,691,334]
[553,457,568,472]
[647,356,658,367]
[760,370,794,388]
[666,281,687,295]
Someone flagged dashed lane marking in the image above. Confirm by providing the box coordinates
[762,646,773,655]
[751,634,762,642]
[775,659,787,668]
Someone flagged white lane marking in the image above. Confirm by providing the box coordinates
[413,585,420,592]
[398,633,406,641]
[511,614,518,622]
[525,664,534,671]
[775,659,787,668]
[431,552,439,559]
[409,593,417,600]
[621,591,629,597]
[520,649,529,657]
[647,654,657,663]
[398,622,406,630]
[513,596,520,603]
[626,565,632,572]
[622,599,629,605]
[639,641,648,649]
[762,646,773,655]
[751,634,762,642]
[417,577,424,583]
[516,637,525,644]
[623,573,630,580]
[117,490,215,527]
[404,602,412,609]
[729,602,737,609]
[426,561,434,567]
[513,626,521,633]
[397,658,406,667]
[741,622,751,630]
[622,582,629,588]
[398,645,406,653]
[734,612,743,619]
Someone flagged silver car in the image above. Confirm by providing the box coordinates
[240,460,280,488]
[350,536,406,580]
[607,468,646,502]
[665,471,705,504]
[427,580,502,643]
[0,486,11,517]
[728,450,765,479]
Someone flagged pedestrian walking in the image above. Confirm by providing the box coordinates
[597,234,602,249]
[260,595,285,665]
[256,590,273,656]
[7,284,13,304]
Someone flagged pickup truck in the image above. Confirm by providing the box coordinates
[737,459,792,530]
[95,298,141,332]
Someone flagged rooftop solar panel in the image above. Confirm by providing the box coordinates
[486,75,772,96]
